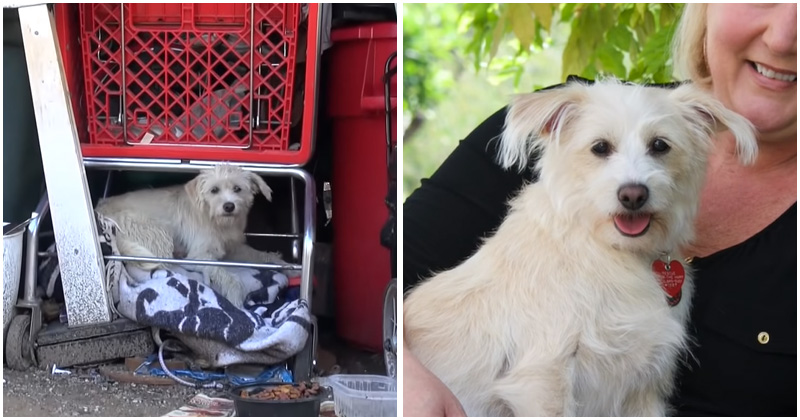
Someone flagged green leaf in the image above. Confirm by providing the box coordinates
[629,63,646,82]
[659,4,671,27]
[489,5,508,60]
[533,20,546,49]
[562,5,597,82]
[618,7,634,26]
[560,3,578,22]
[630,4,642,27]
[561,31,584,81]
[508,3,536,51]
[634,25,648,45]
[637,21,678,80]
[643,9,656,35]
[659,4,683,27]
[607,24,634,51]
[580,5,602,52]
[629,38,639,64]
[597,3,617,33]
[582,62,598,80]
[635,3,648,18]
[529,3,553,32]
[459,3,489,21]
[596,43,627,78]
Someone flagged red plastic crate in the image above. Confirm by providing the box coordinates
[55,3,318,165]
[55,3,89,148]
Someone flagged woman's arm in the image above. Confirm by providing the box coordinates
[403,342,467,417]
[403,107,535,291]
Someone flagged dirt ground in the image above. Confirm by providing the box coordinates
[2,332,387,417]
[3,366,201,417]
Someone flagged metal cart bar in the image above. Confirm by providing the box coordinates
[106,255,302,271]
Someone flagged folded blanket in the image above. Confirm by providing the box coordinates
[39,212,311,367]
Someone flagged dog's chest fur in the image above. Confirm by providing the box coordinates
[405,192,693,416]
[562,274,690,416]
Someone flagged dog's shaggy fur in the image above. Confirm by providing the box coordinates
[404,79,758,416]
[95,164,286,306]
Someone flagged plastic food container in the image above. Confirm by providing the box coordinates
[324,374,397,417]
[229,383,326,417]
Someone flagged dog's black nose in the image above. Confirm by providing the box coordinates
[618,184,649,210]
[223,202,235,213]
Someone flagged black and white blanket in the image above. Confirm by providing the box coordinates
[39,212,311,366]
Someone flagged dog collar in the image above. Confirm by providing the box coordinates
[652,254,684,307]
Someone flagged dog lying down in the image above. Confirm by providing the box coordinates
[403,79,758,416]
[95,164,289,307]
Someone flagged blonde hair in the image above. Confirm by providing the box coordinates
[672,3,712,87]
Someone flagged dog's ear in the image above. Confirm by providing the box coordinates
[248,172,273,202]
[669,83,758,165]
[499,83,587,172]
[185,173,207,209]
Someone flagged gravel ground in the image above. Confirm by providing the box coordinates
[2,333,387,417]
[3,365,205,417]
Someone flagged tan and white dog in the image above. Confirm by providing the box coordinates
[96,164,286,306]
[404,79,758,416]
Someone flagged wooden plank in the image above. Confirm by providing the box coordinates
[4,2,47,9]
[19,5,111,326]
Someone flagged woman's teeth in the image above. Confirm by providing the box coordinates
[754,62,797,82]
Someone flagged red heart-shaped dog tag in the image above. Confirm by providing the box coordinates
[652,259,685,305]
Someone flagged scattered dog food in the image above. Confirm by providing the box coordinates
[240,382,321,401]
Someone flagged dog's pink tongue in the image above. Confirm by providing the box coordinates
[614,214,651,235]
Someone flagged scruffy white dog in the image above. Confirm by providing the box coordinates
[96,164,286,306]
[404,79,758,416]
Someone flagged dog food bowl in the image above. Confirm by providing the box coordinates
[323,374,397,417]
[229,382,326,417]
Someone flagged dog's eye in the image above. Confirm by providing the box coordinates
[591,140,612,157]
[233,186,242,193]
[210,187,219,194]
[649,137,671,155]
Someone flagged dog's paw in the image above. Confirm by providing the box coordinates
[205,265,258,308]
[262,251,286,264]
[216,278,248,308]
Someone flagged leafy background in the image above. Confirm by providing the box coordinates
[403,3,685,198]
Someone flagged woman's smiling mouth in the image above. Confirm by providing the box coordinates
[749,61,797,82]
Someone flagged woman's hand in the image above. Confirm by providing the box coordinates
[403,343,467,417]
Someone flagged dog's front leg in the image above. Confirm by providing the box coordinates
[205,265,248,307]
[621,381,669,416]
[226,243,299,278]
[491,355,570,417]
[186,248,248,307]
[227,243,285,265]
